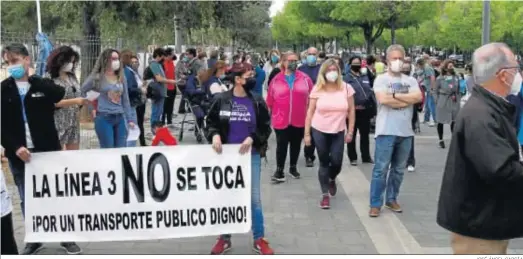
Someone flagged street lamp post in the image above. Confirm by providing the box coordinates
[481,0,491,45]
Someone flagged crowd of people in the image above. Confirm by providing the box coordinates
[1,39,522,255]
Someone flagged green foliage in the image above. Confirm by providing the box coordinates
[0,1,271,50]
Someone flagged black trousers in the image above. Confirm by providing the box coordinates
[178,85,187,113]
[347,109,372,161]
[162,89,176,124]
[136,104,146,146]
[1,213,19,255]
[275,126,304,169]
[407,109,419,166]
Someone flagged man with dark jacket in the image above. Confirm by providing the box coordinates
[298,47,320,167]
[437,43,523,254]
[1,43,83,254]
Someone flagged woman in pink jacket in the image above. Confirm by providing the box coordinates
[266,52,314,183]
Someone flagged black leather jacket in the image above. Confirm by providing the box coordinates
[205,90,272,155]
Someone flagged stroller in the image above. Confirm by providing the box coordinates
[178,74,210,143]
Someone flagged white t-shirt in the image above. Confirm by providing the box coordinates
[1,168,13,217]
[373,73,420,137]
[16,81,34,148]
[209,82,228,95]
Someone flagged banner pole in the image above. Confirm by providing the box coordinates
[36,0,42,33]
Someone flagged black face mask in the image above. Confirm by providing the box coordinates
[401,71,411,76]
[243,77,257,91]
[447,68,455,74]
[351,65,361,72]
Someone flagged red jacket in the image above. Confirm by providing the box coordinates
[163,60,176,90]
[151,127,178,146]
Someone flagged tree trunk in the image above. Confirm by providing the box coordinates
[80,2,100,123]
[292,44,297,53]
[390,20,396,45]
[320,37,326,51]
[363,25,373,54]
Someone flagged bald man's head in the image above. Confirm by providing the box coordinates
[473,42,519,96]
[307,47,318,56]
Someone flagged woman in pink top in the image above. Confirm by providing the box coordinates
[266,52,314,183]
[304,59,356,209]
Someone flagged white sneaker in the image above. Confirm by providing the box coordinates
[407,165,415,172]
[428,121,435,127]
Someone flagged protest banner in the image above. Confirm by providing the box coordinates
[24,145,251,243]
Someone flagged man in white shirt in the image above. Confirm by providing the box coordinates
[369,44,423,218]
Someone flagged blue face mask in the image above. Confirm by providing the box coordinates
[306,55,317,66]
[183,56,190,62]
[271,55,279,63]
[8,64,26,80]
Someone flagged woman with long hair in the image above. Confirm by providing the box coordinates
[46,46,86,150]
[120,49,143,147]
[205,65,274,255]
[130,55,147,146]
[199,60,229,96]
[266,51,314,182]
[305,58,355,209]
[263,49,281,90]
[81,49,135,148]
[434,59,461,148]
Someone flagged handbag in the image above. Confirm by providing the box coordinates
[350,74,377,116]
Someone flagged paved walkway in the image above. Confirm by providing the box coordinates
[5,102,523,254]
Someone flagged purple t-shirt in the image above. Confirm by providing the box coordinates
[227,96,257,144]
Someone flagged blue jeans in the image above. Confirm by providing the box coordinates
[424,92,436,122]
[312,128,345,194]
[370,135,412,208]
[8,160,25,216]
[150,98,165,129]
[95,113,128,148]
[222,152,264,240]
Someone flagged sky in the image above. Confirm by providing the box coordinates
[269,0,285,17]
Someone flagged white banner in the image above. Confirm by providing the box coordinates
[24,145,251,242]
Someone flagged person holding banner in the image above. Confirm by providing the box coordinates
[205,64,274,255]
[81,49,136,148]
[1,168,18,254]
[1,43,83,254]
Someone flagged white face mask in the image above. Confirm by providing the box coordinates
[325,71,338,82]
[390,59,403,73]
[111,60,120,71]
[510,72,522,95]
[61,63,73,72]
[361,67,368,75]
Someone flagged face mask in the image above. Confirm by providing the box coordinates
[219,74,226,80]
[306,55,317,66]
[271,55,279,63]
[7,64,26,79]
[111,60,120,71]
[325,71,338,82]
[183,56,190,63]
[390,60,403,73]
[301,59,307,64]
[510,73,523,95]
[351,65,361,72]
[287,61,298,71]
[448,68,455,74]
[243,77,257,91]
[62,63,74,72]
[401,71,410,76]
[361,67,368,75]
[225,59,230,65]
